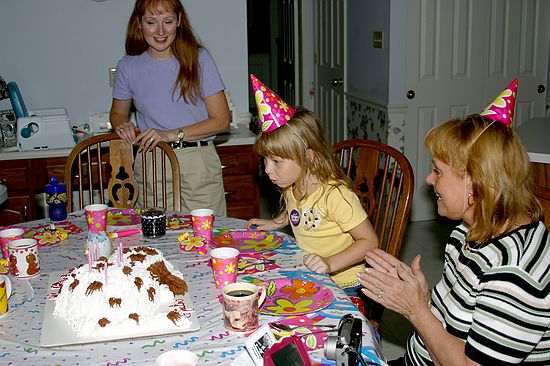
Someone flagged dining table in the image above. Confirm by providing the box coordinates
[0,209,388,366]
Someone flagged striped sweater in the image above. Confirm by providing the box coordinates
[406,221,550,365]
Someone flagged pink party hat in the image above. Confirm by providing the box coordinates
[250,74,296,133]
[479,78,518,126]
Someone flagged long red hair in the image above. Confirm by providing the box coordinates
[125,0,202,104]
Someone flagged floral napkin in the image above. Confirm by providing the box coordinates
[177,232,208,255]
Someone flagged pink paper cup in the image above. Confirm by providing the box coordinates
[85,204,108,234]
[210,247,239,291]
[8,238,40,279]
[0,228,25,263]
[191,208,215,243]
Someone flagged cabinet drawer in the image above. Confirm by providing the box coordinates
[218,145,258,177]
[0,164,30,191]
[224,179,258,204]
[43,157,67,183]
[0,194,31,225]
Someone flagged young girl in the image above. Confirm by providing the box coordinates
[245,74,379,305]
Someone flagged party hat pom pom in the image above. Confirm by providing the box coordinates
[480,78,518,127]
[250,74,296,133]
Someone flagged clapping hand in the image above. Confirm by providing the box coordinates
[357,249,431,320]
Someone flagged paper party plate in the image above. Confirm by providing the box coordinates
[106,208,141,230]
[258,278,334,315]
[210,230,284,253]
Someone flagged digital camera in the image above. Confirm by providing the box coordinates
[324,314,363,366]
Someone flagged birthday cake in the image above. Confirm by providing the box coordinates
[52,246,192,337]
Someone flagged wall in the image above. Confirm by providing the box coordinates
[346,0,390,105]
[345,0,390,143]
[0,0,248,127]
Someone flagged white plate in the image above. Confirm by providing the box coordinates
[40,272,200,347]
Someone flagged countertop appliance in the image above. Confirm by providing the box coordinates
[17,108,75,151]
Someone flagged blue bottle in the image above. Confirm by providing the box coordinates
[45,177,67,221]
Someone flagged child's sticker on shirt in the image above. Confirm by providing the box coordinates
[301,207,321,231]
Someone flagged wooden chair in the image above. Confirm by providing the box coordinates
[535,185,550,229]
[333,139,414,329]
[64,132,181,213]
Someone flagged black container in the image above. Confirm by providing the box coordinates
[140,208,166,238]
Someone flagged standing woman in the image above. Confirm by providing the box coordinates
[110,0,230,216]
[358,80,550,365]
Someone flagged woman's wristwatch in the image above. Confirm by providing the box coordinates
[177,130,185,143]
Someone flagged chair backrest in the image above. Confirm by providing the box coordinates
[535,185,550,229]
[64,132,181,212]
[333,139,414,258]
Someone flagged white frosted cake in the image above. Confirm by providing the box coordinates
[52,246,192,337]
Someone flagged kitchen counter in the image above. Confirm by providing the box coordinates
[516,117,550,164]
[0,124,257,161]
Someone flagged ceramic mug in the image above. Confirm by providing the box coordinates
[0,274,12,316]
[8,238,40,279]
[222,282,266,333]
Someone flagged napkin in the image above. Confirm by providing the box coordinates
[178,232,208,255]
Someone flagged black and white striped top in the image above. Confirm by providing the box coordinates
[406,221,550,365]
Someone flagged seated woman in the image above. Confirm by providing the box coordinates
[358,80,550,365]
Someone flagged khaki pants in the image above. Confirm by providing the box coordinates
[134,141,227,216]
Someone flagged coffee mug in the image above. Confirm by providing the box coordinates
[222,282,266,333]
[0,274,12,316]
[8,238,40,279]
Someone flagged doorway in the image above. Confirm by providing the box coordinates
[247,0,297,113]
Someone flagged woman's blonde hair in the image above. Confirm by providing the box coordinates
[125,0,202,104]
[254,107,351,207]
[425,114,542,244]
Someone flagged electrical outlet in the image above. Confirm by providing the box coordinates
[108,68,116,87]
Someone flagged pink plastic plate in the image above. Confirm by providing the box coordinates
[258,277,334,315]
[210,230,284,253]
[107,209,141,228]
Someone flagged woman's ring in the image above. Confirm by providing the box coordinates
[377,290,384,299]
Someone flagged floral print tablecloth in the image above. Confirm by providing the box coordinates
[0,211,386,366]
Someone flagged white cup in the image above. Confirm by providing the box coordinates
[8,238,40,279]
[155,350,198,366]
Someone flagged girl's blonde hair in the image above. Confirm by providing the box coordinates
[254,107,351,207]
[425,114,542,244]
[126,0,202,104]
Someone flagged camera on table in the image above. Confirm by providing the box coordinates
[324,314,363,366]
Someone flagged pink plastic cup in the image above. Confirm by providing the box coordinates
[191,208,215,243]
[0,228,25,264]
[85,204,108,234]
[210,247,239,291]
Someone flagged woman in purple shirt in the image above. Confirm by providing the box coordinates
[110,0,230,216]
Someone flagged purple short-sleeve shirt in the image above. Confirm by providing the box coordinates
[112,48,225,133]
